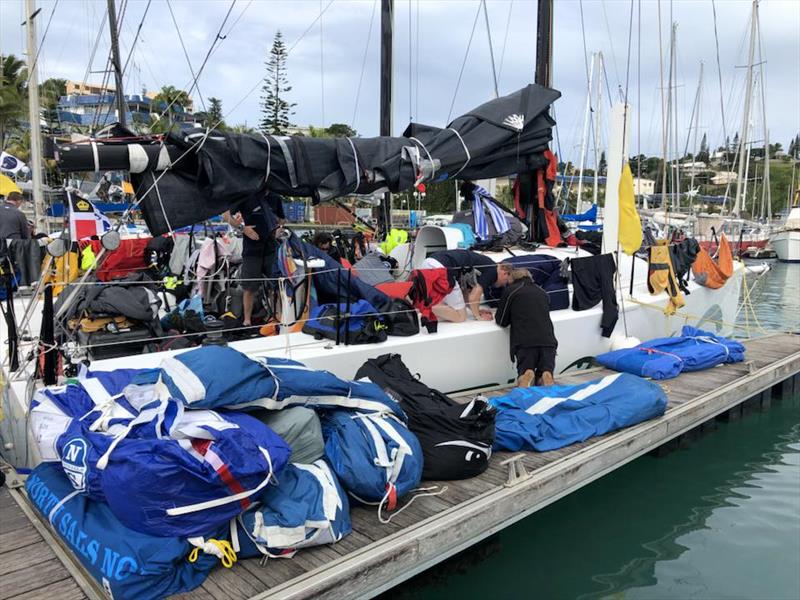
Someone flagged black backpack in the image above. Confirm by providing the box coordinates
[355,354,495,480]
[302,300,388,345]
[384,298,420,337]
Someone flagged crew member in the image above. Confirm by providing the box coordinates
[495,268,558,387]
[223,191,286,327]
[423,249,512,322]
[312,232,341,263]
[0,192,31,240]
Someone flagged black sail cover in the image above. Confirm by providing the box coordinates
[56,85,560,235]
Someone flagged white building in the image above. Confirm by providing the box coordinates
[711,171,737,186]
[633,177,655,196]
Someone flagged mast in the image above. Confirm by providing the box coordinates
[106,0,127,127]
[592,53,603,209]
[378,0,392,237]
[575,53,596,214]
[733,0,758,217]
[535,0,553,87]
[24,0,47,234]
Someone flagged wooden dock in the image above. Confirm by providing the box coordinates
[1,332,799,600]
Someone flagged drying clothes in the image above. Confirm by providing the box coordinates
[26,463,224,600]
[235,461,351,559]
[692,233,733,289]
[356,354,495,481]
[169,234,194,276]
[669,237,701,291]
[490,373,668,452]
[352,252,395,286]
[648,239,685,316]
[469,184,510,240]
[595,325,745,380]
[88,237,150,282]
[570,253,618,337]
[55,280,161,325]
[9,238,44,285]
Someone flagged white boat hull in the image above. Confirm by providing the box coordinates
[770,230,800,263]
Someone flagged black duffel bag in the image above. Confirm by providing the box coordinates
[355,354,495,480]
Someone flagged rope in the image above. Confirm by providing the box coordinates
[188,539,237,569]
[352,0,378,128]
[378,485,448,524]
[447,2,482,123]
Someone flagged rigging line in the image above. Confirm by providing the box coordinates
[711,0,729,160]
[578,0,590,87]
[497,0,513,84]
[121,0,151,80]
[637,0,641,186]
[288,0,335,54]
[408,0,413,122]
[600,0,623,91]
[481,0,499,99]
[26,0,60,82]
[320,0,325,128]
[447,1,482,123]
[165,0,206,113]
[351,0,377,128]
[153,0,237,126]
[620,0,635,158]
[415,0,420,119]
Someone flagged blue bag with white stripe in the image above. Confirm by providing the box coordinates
[26,463,228,600]
[235,460,351,559]
[490,373,667,452]
[321,410,423,512]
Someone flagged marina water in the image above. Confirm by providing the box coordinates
[390,262,800,600]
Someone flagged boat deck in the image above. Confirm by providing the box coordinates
[1,332,799,600]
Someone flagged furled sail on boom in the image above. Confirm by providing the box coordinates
[55,84,560,235]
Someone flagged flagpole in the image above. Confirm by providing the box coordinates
[24,0,48,234]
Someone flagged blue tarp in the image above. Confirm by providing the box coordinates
[561,204,598,223]
[595,325,745,380]
[489,373,668,451]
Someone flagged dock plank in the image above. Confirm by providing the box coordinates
[0,559,74,600]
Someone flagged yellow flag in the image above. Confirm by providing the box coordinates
[618,161,642,255]
[0,173,21,197]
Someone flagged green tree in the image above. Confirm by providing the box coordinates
[230,123,257,135]
[153,85,190,124]
[697,133,710,163]
[598,151,607,175]
[197,96,225,130]
[260,31,296,135]
[325,123,357,137]
[0,54,27,149]
[39,77,66,127]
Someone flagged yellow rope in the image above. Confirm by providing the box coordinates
[188,539,237,569]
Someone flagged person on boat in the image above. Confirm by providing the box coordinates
[223,191,286,327]
[423,249,513,322]
[0,192,31,240]
[312,232,342,263]
[495,268,557,387]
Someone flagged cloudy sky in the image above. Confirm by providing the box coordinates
[2,0,798,165]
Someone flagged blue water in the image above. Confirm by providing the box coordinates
[389,261,800,600]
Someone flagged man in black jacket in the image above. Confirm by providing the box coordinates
[495,268,558,387]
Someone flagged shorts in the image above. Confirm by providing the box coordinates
[421,257,465,310]
[239,249,277,291]
[515,346,557,377]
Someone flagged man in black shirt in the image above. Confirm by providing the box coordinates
[223,191,286,326]
[0,192,31,240]
[495,268,558,386]
[424,249,513,321]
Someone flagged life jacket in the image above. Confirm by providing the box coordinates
[379,228,408,255]
[647,239,685,315]
[692,233,733,289]
[407,267,452,327]
[235,461,351,559]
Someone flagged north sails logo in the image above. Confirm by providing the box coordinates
[62,437,89,491]
[503,113,524,130]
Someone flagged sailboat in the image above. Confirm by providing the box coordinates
[770,189,800,262]
[0,0,745,470]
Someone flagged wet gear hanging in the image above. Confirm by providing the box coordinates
[490,373,668,452]
[235,461,351,559]
[570,253,619,337]
[669,238,701,293]
[647,240,686,315]
[355,354,495,480]
[322,410,423,509]
[513,150,561,246]
[692,233,733,289]
[26,463,226,600]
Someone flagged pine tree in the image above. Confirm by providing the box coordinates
[260,31,296,135]
[789,137,796,159]
[598,151,607,175]
[697,133,709,163]
[206,97,224,129]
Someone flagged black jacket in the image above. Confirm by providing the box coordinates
[495,279,557,358]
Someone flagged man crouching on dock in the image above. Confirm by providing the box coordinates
[495,268,558,387]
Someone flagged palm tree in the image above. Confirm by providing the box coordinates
[152,85,190,124]
[0,55,28,149]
